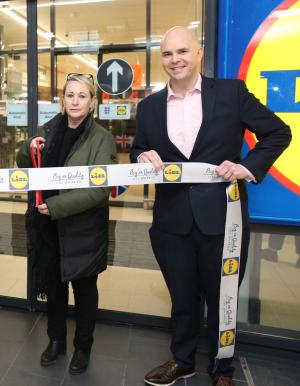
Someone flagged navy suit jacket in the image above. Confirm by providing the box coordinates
[130,76,291,235]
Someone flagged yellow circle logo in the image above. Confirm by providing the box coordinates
[220,330,235,347]
[89,167,107,186]
[164,164,182,182]
[239,0,300,194]
[228,183,240,201]
[117,105,127,115]
[10,170,29,190]
[223,258,239,275]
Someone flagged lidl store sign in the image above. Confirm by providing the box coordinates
[238,0,300,195]
[218,0,300,224]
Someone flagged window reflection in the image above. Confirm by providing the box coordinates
[259,234,300,331]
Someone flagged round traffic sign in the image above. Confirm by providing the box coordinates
[97,59,134,95]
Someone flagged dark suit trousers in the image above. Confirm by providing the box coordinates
[150,223,249,375]
[47,274,98,352]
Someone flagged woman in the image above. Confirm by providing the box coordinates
[17,73,116,375]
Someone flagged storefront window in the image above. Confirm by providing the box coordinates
[238,232,300,334]
[0,0,28,299]
[151,0,203,42]
[0,0,298,351]
[150,47,168,92]
[54,0,146,48]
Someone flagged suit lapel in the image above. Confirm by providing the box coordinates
[190,75,216,158]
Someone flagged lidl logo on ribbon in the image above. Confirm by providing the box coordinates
[163,163,182,183]
[238,0,300,195]
[9,169,29,190]
[89,166,108,187]
[228,183,240,202]
[222,257,240,276]
[220,329,236,347]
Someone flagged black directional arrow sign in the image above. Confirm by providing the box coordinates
[97,59,134,95]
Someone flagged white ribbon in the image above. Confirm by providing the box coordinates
[217,182,242,359]
[0,161,242,358]
[0,162,223,191]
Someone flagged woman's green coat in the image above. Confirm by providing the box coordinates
[17,113,117,281]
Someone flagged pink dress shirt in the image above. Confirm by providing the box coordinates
[166,76,255,181]
[167,76,202,159]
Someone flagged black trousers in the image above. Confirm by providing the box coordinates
[150,223,250,376]
[47,274,98,352]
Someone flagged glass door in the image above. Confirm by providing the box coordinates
[98,50,155,208]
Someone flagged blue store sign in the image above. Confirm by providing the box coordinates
[218,0,300,225]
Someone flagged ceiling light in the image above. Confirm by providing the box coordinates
[2,9,27,27]
[49,0,113,5]
[37,29,54,41]
[134,35,162,44]
[74,54,98,71]
[0,0,113,11]
[2,9,51,41]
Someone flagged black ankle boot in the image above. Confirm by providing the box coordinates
[40,339,66,366]
[69,349,90,375]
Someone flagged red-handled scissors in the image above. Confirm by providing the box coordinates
[29,140,44,207]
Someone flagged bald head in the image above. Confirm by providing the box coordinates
[160,26,200,51]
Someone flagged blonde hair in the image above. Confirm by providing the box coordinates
[61,74,96,114]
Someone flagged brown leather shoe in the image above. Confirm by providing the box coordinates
[144,359,196,385]
[212,375,235,386]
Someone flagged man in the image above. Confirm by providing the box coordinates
[130,26,291,386]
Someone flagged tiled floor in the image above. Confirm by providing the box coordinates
[0,308,299,386]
